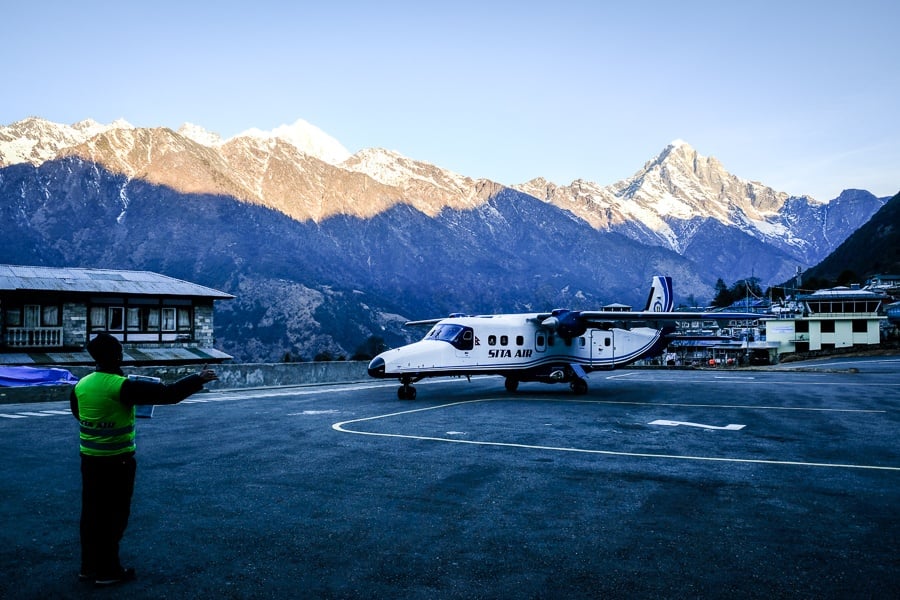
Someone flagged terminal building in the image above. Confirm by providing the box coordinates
[762,286,888,354]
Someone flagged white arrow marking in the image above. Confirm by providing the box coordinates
[649,419,745,431]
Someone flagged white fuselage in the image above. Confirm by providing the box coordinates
[371,313,664,378]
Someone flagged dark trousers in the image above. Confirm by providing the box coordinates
[80,453,136,577]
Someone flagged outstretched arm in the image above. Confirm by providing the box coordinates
[121,369,218,406]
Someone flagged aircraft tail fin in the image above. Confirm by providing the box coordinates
[644,276,674,312]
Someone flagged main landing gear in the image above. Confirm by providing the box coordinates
[569,377,588,395]
[504,371,589,395]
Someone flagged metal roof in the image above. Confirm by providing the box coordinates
[0,264,233,299]
[0,347,232,366]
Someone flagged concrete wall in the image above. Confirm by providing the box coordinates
[0,361,371,405]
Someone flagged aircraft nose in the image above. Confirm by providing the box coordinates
[367,356,385,378]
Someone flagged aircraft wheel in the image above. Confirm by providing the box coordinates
[570,378,588,395]
[504,377,519,393]
[398,385,417,400]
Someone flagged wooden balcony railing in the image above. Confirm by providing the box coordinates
[4,327,64,348]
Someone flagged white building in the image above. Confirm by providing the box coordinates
[763,287,888,354]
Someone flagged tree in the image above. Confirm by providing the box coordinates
[711,278,732,308]
[351,335,387,361]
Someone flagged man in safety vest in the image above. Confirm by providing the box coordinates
[69,332,218,587]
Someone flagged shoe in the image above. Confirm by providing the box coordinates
[94,567,136,587]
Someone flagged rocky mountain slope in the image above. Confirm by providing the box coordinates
[514,140,886,269]
[800,191,900,283]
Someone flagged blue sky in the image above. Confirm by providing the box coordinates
[5,1,898,200]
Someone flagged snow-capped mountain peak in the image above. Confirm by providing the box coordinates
[232,118,351,165]
[178,122,223,146]
[0,117,132,167]
[341,147,487,211]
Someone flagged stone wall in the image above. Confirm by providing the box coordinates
[62,303,87,347]
[0,360,371,405]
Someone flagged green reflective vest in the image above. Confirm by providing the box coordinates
[75,372,135,456]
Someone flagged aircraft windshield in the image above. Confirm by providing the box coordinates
[424,324,474,351]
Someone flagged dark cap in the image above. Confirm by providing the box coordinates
[87,332,123,365]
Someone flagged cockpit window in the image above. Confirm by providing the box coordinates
[424,324,475,351]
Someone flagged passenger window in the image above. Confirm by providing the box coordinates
[580,337,586,347]
[500,335,508,346]
[488,335,497,346]
[605,338,611,347]
[537,334,545,346]
[516,335,524,346]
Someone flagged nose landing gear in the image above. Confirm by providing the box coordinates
[398,376,417,400]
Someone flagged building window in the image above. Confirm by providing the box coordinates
[177,308,191,331]
[107,307,125,331]
[145,308,160,331]
[3,304,61,328]
[127,308,141,331]
[24,305,40,327]
[821,321,835,333]
[42,305,59,326]
[86,304,192,336]
[90,306,107,331]
[852,320,868,333]
[162,308,176,332]
[5,309,21,327]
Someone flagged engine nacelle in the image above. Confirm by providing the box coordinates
[541,309,587,339]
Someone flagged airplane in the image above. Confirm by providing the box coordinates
[367,276,760,399]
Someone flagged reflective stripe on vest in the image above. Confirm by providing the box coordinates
[75,372,135,456]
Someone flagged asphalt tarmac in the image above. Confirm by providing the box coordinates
[1,356,898,599]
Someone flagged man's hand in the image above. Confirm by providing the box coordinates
[198,369,218,383]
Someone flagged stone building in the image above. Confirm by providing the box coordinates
[0,264,233,366]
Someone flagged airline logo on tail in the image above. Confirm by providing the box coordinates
[645,276,674,312]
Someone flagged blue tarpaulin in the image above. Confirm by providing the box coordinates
[0,366,78,387]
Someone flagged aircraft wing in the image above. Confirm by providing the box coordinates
[534,309,760,339]
[404,318,445,327]
[577,310,760,323]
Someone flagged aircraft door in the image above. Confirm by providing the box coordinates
[453,327,475,360]
[590,330,614,365]
[535,331,547,353]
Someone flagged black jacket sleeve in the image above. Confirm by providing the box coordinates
[119,374,207,406]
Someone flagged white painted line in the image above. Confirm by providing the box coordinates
[649,419,745,431]
[778,358,900,368]
[0,414,28,419]
[332,399,900,472]
[605,372,638,380]
[16,411,56,417]
[40,410,72,415]
[630,377,892,388]
[587,400,883,413]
